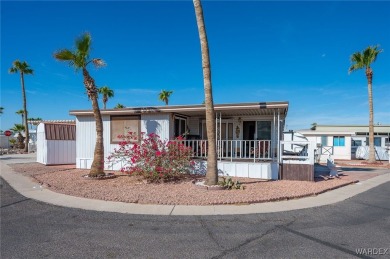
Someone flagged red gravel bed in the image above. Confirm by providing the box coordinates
[7,162,379,206]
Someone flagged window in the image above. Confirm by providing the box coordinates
[256,121,271,140]
[366,137,382,147]
[174,117,187,137]
[351,139,362,147]
[111,116,140,143]
[333,136,345,146]
[321,136,327,146]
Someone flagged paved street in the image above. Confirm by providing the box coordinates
[1,177,389,259]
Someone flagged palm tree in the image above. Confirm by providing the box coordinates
[193,0,218,185]
[98,86,114,109]
[11,124,25,134]
[16,109,24,124]
[0,107,4,115]
[349,45,383,163]
[11,123,26,149]
[54,33,106,177]
[9,60,33,153]
[158,90,173,105]
[114,103,125,109]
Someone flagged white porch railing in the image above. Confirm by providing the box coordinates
[178,140,273,162]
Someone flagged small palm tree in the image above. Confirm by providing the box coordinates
[54,33,106,177]
[158,90,173,105]
[98,86,114,109]
[16,109,25,124]
[11,124,25,133]
[193,0,218,185]
[349,45,383,163]
[114,103,125,109]
[11,124,26,149]
[9,60,33,153]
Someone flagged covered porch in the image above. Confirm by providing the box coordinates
[172,102,288,162]
[171,102,288,179]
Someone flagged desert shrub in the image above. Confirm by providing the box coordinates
[218,175,245,190]
[108,132,194,182]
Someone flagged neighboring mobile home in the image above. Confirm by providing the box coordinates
[70,102,289,179]
[298,124,390,161]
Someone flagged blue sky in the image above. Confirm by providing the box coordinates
[1,0,389,132]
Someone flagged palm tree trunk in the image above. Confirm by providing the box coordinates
[20,72,29,153]
[193,0,218,185]
[83,68,105,177]
[366,68,375,163]
[103,97,107,109]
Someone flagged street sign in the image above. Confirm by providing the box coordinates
[4,130,12,137]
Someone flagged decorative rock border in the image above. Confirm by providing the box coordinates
[193,180,226,191]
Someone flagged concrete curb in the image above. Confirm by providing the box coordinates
[1,159,389,216]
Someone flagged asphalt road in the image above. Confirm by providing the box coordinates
[1,177,389,259]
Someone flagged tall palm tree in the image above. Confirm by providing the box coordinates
[54,33,106,177]
[349,45,383,163]
[158,90,173,105]
[193,0,218,185]
[16,109,24,124]
[98,86,114,109]
[9,60,33,153]
[114,103,125,109]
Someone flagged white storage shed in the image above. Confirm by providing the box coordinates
[36,122,76,165]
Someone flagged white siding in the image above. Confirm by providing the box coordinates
[77,114,172,170]
[192,160,278,179]
[76,116,97,168]
[45,140,76,165]
[141,114,171,140]
[36,123,46,164]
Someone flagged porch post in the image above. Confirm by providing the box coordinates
[277,109,280,162]
[273,110,276,160]
[219,112,222,161]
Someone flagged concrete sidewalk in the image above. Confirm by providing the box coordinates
[1,153,389,215]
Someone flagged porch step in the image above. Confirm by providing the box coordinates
[314,164,330,178]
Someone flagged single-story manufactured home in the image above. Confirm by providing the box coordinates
[70,102,289,179]
[298,124,390,161]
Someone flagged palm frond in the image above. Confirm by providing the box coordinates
[75,33,91,60]
[92,58,106,68]
[9,60,33,74]
[9,67,17,74]
[54,49,76,61]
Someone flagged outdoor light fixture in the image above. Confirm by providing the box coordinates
[236,125,240,138]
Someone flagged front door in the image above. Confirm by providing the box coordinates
[243,121,256,155]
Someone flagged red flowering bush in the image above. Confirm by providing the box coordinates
[107,132,194,182]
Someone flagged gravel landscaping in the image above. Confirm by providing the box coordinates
[8,162,385,206]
